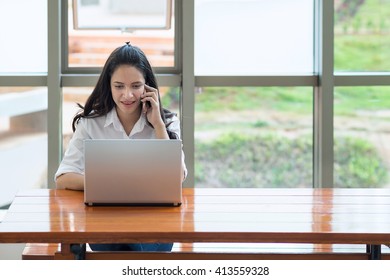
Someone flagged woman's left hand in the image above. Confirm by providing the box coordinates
[141,84,164,128]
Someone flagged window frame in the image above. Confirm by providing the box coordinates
[61,0,182,75]
[1,0,390,189]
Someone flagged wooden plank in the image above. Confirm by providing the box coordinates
[22,242,390,260]
[7,202,390,215]
[2,223,390,245]
[4,212,390,225]
[81,251,372,260]
[11,193,390,206]
[2,188,390,257]
[22,243,59,260]
[14,188,390,197]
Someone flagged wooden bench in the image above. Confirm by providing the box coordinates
[22,242,390,260]
[3,188,389,261]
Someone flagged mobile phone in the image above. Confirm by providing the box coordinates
[143,84,151,108]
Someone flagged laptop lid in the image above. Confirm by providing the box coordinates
[84,139,182,206]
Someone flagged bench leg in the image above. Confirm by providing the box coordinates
[366,244,381,260]
[70,244,86,260]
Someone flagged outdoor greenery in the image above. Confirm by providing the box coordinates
[334,137,388,187]
[195,87,313,114]
[335,0,390,70]
[195,133,312,188]
[190,0,390,188]
[195,133,387,188]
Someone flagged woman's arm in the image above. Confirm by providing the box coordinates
[55,118,89,190]
[56,172,84,191]
[154,122,170,139]
[181,162,186,182]
[154,123,187,182]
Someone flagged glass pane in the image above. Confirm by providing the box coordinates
[334,0,390,71]
[68,0,175,68]
[63,87,181,149]
[195,87,313,188]
[0,87,48,208]
[73,0,172,30]
[195,0,314,75]
[0,0,47,73]
[334,87,390,188]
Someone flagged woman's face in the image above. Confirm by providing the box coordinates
[110,64,145,119]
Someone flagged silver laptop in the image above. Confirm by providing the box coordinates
[84,139,182,206]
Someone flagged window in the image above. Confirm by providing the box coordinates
[0,0,47,73]
[66,0,176,69]
[0,87,48,207]
[73,0,172,30]
[1,0,389,193]
[334,86,390,188]
[195,87,313,188]
[195,0,314,75]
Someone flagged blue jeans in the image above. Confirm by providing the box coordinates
[89,243,173,252]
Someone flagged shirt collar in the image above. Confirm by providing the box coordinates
[104,108,121,130]
[130,113,148,137]
[104,108,148,136]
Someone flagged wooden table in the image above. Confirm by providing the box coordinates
[1,188,390,260]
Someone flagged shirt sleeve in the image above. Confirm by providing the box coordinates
[167,115,188,181]
[166,114,181,139]
[54,119,89,182]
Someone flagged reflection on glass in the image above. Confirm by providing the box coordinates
[0,87,48,207]
[68,0,175,68]
[195,0,313,75]
[334,87,390,188]
[334,0,390,71]
[0,0,47,73]
[195,87,313,188]
[73,0,172,30]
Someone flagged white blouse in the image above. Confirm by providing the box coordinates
[55,108,187,181]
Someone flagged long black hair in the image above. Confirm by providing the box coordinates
[72,43,178,139]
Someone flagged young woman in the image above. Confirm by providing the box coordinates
[55,43,187,252]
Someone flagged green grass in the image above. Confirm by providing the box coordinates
[195,86,390,117]
[195,133,388,188]
[334,34,390,71]
[335,87,390,116]
[335,0,390,33]
[334,0,390,70]
[195,87,313,113]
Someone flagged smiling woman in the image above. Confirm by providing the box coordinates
[55,43,187,253]
[56,43,186,190]
[110,65,146,132]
